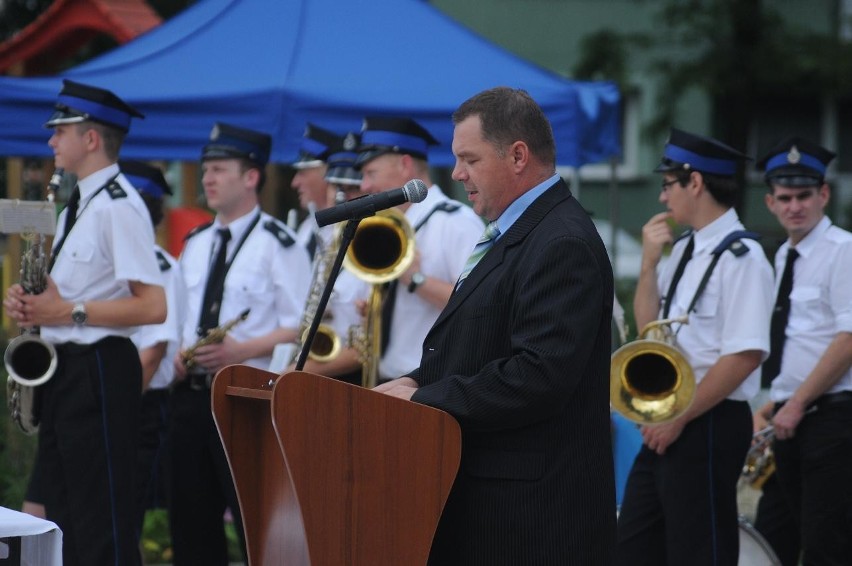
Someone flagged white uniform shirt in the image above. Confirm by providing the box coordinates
[131,246,186,390]
[179,206,311,370]
[769,216,852,402]
[378,185,484,379]
[43,163,162,345]
[657,208,773,401]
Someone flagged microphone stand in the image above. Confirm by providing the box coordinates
[294,213,368,372]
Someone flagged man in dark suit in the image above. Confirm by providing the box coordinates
[376,86,616,565]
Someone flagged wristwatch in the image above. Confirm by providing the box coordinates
[71,302,88,326]
[408,272,426,293]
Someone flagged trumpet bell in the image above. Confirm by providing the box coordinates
[5,333,58,387]
[610,339,695,424]
[344,208,415,284]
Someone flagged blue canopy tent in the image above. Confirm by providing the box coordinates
[0,0,620,166]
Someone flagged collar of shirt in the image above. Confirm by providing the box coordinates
[783,215,830,261]
[78,163,120,205]
[213,205,261,253]
[691,207,742,255]
[493,173,559,240]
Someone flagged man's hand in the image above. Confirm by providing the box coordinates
[374,376,418,400]
[640,211,674,269]
[181,335,245,375]
[772,398,806,440]
[4,277,69,327]
[641,417,686,455]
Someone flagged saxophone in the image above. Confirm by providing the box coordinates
[182,308,251,370]
[5,169,63,435]
[290,226,342,366]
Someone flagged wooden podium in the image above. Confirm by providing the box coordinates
[211,367,461,565]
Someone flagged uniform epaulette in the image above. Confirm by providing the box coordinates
[154,249,172,272]
[433,201,461,213]
[184,221,213,241]
[712,230,761,257]
[264,219,295,248]
[105,180,127,199]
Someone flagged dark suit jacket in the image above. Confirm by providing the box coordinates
[410,180,616,565]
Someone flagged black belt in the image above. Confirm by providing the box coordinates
[775,390,852,412]
[176,373,214,392]
[55,335,129,356]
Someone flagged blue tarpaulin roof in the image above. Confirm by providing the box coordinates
[0,0,621,166]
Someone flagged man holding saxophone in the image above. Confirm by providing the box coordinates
[4,80,166,566]
[168,122,310,566]
[616,129,773,565]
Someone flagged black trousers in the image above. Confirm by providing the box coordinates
[753,472,800,566]
[616,400,752,566]
[38,336,142,566]
[773,395,852,566]
[167,382,247,566]
[134,387,171,538]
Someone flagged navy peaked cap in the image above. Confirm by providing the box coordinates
[45,79,144,132]
[356,116,439,167]
[202,122,272,167]
[655,128,749,177]
[119,160,172,199]
[756,136,835,188]
[291,123,340,169]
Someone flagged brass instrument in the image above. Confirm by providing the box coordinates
[5,169,63,435]
[610,316,696,424]
[742,424,775,489]
[291,226,342,365]
[345,208,415,388]
[182,308,250,370]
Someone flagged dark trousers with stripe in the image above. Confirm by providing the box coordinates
[616,400,752,566]
[38,336,142,566]
[167,383,247,566]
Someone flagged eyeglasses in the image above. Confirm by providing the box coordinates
[660,179,679,192]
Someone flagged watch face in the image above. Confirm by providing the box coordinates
[412,273,425,285]
[72,305,86,324]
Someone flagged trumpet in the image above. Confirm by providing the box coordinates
[742,424,775,489]
[610,316,696,424]
[5,169,63,435]
[182,308,250,370]
[345,208,415,388]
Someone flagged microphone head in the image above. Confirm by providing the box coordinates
[403,179,429,203]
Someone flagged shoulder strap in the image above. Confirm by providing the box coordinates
[263,219,296,248]
[685,230,761,314]
[413,200,462,232]
[155,249,172,272]
[105,180,127,199]
[184,221,213,241]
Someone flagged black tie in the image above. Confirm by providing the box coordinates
[48,186,80,273]
[662,235,694,318]
[762,248,799,387]
[380,281,398,353]
[198,228,232,334]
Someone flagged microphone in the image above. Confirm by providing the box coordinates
[315,179,428,227]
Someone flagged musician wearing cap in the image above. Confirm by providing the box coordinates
[616,128,773,565]
[119,160,188,542]
[283,130,370,383]
[289,123,338,260]
[354,116,483,382]
[3,79,166,566]
[753,137,852,565]
[168,122,310,565]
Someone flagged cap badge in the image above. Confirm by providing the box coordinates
[210,124,221,141]
[787,145,801,164]
[343,133,357,151]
